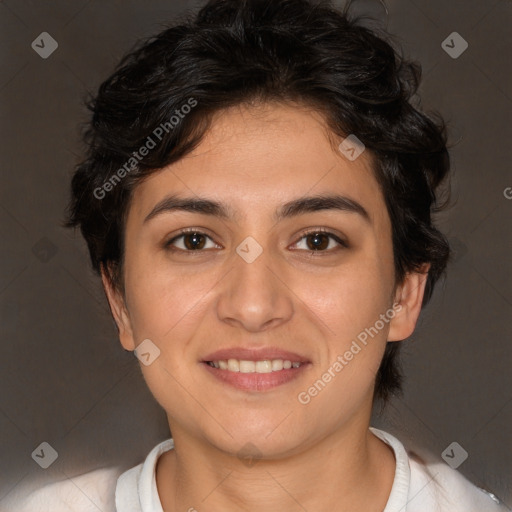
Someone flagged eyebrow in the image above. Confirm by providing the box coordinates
[143,194,371,225]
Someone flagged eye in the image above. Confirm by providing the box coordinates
[165,230,220,252]
[164,229,346,253]
[292,229,347,252]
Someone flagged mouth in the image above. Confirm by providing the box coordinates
[205,358,303,372]
[201,349,311,391]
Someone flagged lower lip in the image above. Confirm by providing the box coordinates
[201,362,310,391]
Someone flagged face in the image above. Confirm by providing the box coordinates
[104,102,426,458]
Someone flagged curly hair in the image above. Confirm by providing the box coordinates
[65,0,451,405]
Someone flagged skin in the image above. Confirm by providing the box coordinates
[102,102,429,511]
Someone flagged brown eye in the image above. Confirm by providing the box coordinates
[183,232,207,250]
[292,230,348,253]
[165,231,218,252]
[306,233,330,251]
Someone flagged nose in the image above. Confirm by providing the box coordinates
[215,242,294,333]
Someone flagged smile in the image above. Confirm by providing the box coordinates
[202,359,310,392]
[206,359,302,372]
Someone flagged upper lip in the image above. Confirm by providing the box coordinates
[202,347,310,363]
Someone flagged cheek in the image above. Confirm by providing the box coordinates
[123,259,217,424]
[292,253,394,409]
[294,269,391,424]
[123,250,224,343]
[299,258,393,346]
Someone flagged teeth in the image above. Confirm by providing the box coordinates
[208,359,302,373]
[271,359,283,371]
[239,360,255,373]
[256,360,272,373]
[227,359,240,372]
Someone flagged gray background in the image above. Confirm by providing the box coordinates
[1,0,511,508]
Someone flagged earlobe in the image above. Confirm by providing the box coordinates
[387,264,430,342]
[100,265,136,351]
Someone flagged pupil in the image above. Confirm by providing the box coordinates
[308,233,328,250]
[185,233,205,250]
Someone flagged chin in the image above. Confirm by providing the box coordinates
[203,421,308,461]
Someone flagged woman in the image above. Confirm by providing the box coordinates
[20,0,506,510]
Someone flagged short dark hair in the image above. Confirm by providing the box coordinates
[65,0,451,405]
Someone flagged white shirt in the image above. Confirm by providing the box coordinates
[5,428,506,511]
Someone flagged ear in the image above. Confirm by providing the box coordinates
[387,263,430,342]
[100,264,136,351]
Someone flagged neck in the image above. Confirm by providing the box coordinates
[156,416,396,512]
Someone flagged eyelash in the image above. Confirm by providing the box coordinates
[164,227,348,255]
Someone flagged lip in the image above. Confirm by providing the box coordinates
[202,347,310,363]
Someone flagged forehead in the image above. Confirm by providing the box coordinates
[128,103,388,228]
